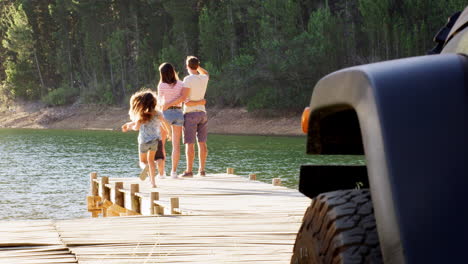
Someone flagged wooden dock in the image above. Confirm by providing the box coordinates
[0,171,311,263]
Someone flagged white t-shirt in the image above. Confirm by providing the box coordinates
[183,74,209,113]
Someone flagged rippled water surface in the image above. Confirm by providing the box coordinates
[0,128,364,220]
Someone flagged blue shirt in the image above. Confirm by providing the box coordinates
[138,116,161,144]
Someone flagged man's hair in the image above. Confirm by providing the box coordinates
[186,56,199,70]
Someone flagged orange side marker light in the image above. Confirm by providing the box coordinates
[301,107,310,134]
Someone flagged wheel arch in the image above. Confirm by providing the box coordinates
[301,53,468,264]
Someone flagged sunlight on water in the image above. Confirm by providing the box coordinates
[0,129,364,220]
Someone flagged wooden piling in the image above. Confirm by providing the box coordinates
[272,178,282,186]
[100,176,110,201]
[149,192,159,215]
[130,184,140,213]
[171,197,180,214]
[114,182,124,207]
[249,174,257,180]
[87,195,102,218]
[90,172,98,196]
[154,201,164,215]
[226,168,234,174]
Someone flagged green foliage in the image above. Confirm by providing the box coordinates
[247,87,276,111]
[0,0,466,109]
[206,54,255,106]
[0,83,14,108]
[1,4,40,99]
[41,85,77,106]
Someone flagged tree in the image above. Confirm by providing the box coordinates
[2,4,40,99]
[0,0,466,109]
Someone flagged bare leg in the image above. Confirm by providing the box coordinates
[171,125,182,173]
[159,130,166,176]
[147,150,157,188]
[157,159,164,177]
[198,141,207,173]
[185,143,195,173]
[139,152,148,169]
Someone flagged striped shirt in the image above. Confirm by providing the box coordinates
[158,81,184,107]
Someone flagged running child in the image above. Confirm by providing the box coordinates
[122,90,171,188]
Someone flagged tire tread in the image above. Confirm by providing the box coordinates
[291,189,383,264]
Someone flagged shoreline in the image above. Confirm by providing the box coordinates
[0,102,304,136]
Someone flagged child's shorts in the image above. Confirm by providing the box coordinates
[139,139,165,160]
[139,139,158,153]
[163,108,184,126]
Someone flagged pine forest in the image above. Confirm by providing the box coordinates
[0,0,465,110]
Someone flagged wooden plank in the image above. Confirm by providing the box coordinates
[106,204,127,217]
[1,173,311,264]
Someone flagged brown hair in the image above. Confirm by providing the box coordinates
[158,62,179,85]
[186,56,200,70]
[128,90,158,123]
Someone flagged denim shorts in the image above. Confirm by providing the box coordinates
[163,109,184,126]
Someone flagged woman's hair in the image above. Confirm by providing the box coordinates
[158,62,179,85]
[128,90,158,123]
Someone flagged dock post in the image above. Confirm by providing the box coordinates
[100,200,113,217]
[227,168,234,174]
[170,197,180,214]
[100,176,110,201]
[87,195,102,218]
[130,184,140,213]
[272,178,282,186]
[90,172,98,196]
[114,182,124,207]
[149,192,159,215]
[249,174,257,180]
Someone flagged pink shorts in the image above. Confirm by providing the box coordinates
[183,112,208,144]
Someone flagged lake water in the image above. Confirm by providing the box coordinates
[0,128,364,220]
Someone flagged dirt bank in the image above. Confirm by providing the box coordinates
[0,102,303,136]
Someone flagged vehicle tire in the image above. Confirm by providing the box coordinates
[291,189,383,264]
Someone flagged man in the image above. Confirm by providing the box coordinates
[180,56,209,177]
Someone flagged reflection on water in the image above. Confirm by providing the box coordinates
[0,128,364,220]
